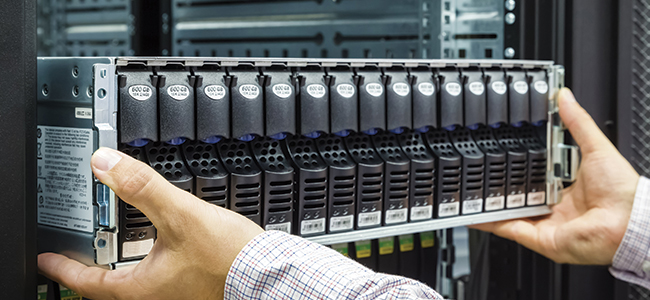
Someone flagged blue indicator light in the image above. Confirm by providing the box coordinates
[489,123,502,129]
[270,132,288,140]
[238,134,256,142]
[304,131,321,139]
[417,127,431,133]
[363,128,379,136]
[334,130,351,137]
[127,138,149,147]
[533,120,546,127]
[202,136,222,144]
[166,137,187,146]
[512,121,524,128]
[444,125,456,131]
[468,124,479,130]
[390,127,405,135]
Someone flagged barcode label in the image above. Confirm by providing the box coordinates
[265,222,291,234]
[507,194,526,208]
[485,196,505,211]
[385,208,408,224]
[122,239,154,258]
[462,199,483,214]
[330,215,354,232]
[410,205,433,221]
[438,202,460,217]
[527,191,546,206]
[301,218,325,235]
[358,211,381,227]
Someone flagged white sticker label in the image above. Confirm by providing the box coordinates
[513,81,529,95]
[469,82,485,96]
[491,81,507,95]
[337,84,355,98]
[167,85,190,100]
[527,191,546,206]
[445,82,462,96]
[330,215,354,232]
[507,193,526,208]
[485,196,505,211]
[393,82,410,97]
[75,107,92,119]
[438,202,460,217]
[306,84,326,98]
[272,84,293,98]
[418,82,435,96]
[239,84,260,99]
[37,126,93,233]
[366,83,384,97]
[204,85,226,100]
[534,81,549,94]
[462,199,483,214]
[358,211,382,227]
[301,218,325,235]
[265,222,292,234]
[385,208,408,224]
[128,85,153,101]
[122,239,154,258]
[410,205,433,221]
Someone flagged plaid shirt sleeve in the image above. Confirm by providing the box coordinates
[610,176,650,290]
[225,231,443,300]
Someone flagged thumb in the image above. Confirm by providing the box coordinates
[91,147,197,235]
[558,88,614,154]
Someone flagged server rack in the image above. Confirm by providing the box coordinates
[0,1,37,299]
[36,57,575,273]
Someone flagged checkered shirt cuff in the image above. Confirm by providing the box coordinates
[225,231,442,299]
[610,176,650,290]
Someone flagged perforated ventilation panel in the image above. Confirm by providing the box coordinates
[251,137,294,232]
[217,140,263,225]
[471,126,507,209]
[372,132,410,225]
[629,0,650,178]
[118,145,156,261]
[182,141,229,208]
[344,133,384,228]
[316,135,356,232]
[397,130,435,221]
[425,128,462,217]
[145,142,194,193]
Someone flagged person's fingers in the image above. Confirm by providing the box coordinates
[91,147,199,233]
[558,88,614,154]
[38,253,126,299]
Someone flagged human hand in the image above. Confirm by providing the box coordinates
[38,147,265,299]
[471,88,640,265]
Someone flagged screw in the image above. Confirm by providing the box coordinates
[72,85,79,97]
[505,12,516,24]
[72,66,79,77]
[138,231,147,239]
[87,86,94,97]
[505,0,516,11]
[42,84,49,96]
[125,232,134,240]
[504,47,516,58]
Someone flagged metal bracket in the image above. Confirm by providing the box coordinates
[93,63,119,264]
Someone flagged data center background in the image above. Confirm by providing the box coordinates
[2,0,649,299]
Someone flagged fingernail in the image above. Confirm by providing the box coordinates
[92,148,123,172]
[560,88,576,103]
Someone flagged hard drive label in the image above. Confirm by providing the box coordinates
[330,215,354,232]
[507,193,526,208]
[122,239,154,258]
[358,211,381,227]
[410,205,433,221]
[527,191,546,206]
[385,208,408,224]
[204,85,227,100]
[265,222,292,233]
[485,196,505,211]
[301,218,326,235]
[438,202,460,217]
[37,126,93,233]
